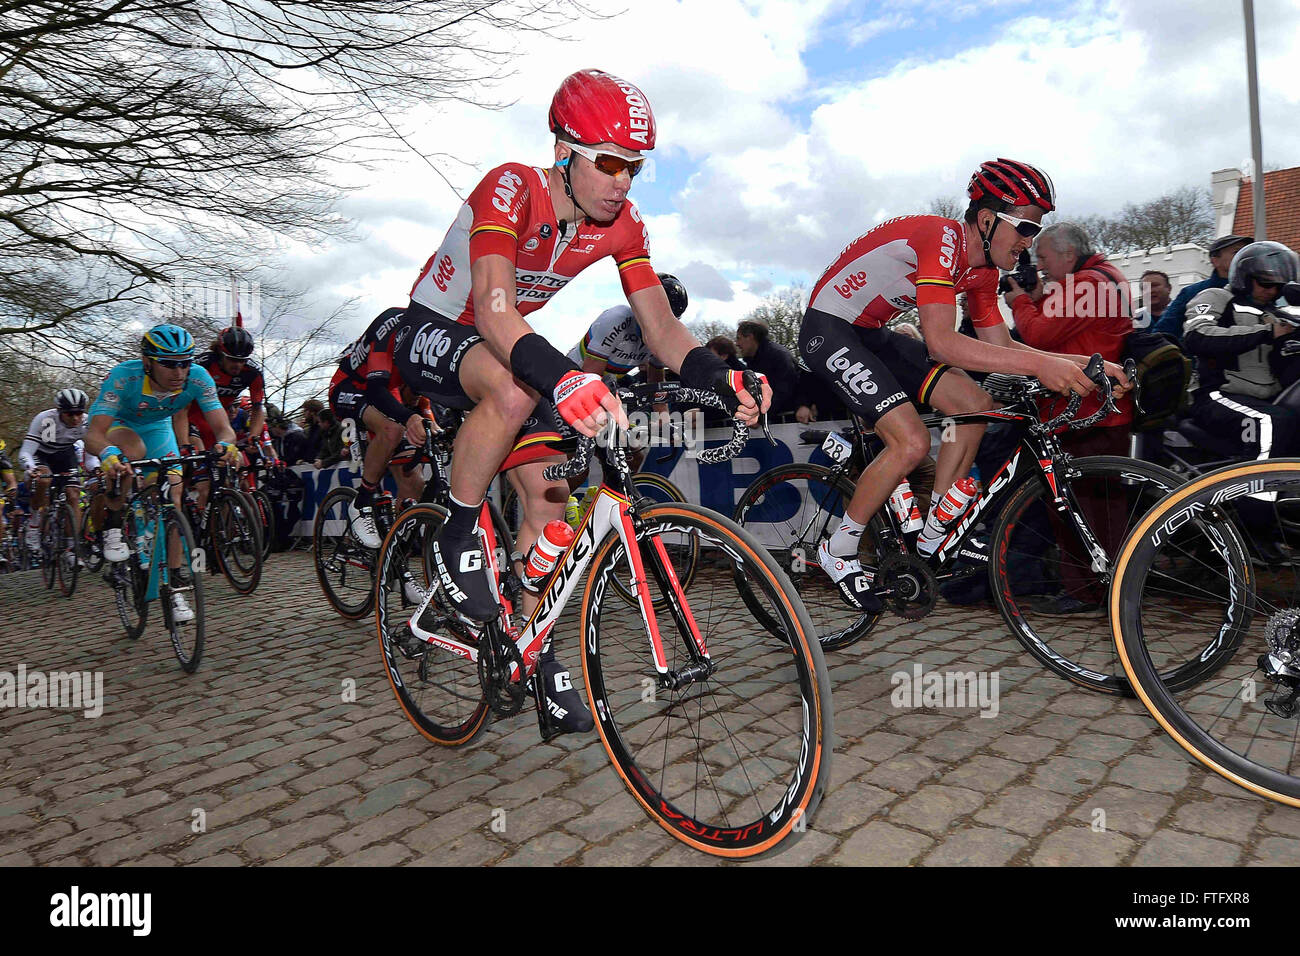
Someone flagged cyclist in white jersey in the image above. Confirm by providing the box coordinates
[20,390,97,551]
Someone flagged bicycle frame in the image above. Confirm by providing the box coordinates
[843,401,1111,575]
[411,480,704,684]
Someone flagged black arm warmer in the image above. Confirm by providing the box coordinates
[365,376,415,425]
[509,333,577,395]
[678,346,729,390]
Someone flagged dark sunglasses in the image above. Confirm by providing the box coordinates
[155,358,193,369]
[567,142,645,179]
[995,211,1043,238]
[1256,279,1284,290]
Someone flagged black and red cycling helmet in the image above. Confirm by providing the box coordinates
[218,326,254,359]
[968,158,1056,212]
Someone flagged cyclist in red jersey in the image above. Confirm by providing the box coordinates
[800,158,1128,610]
[353,71,769,733]
[185,327,268,514]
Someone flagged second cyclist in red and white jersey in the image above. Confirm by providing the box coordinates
[800,158,1128,611]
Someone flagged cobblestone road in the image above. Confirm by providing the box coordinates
[2,551,1298,866]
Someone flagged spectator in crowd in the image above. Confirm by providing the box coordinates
[1153,235,1251,342]
[736,320,800,417]
[1183,240,1300,461]
[1133,269,1171,329]
[298,398,325,461]
[269,413,308,465]
[706,336,747,371]
[312,408,348,469]
[1004,221,1134,455]
[1003,221,1135,615]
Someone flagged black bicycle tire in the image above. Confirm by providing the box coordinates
[211,489,262,595]
[161,503,205,672]
[987,454,1239,694]
[115,487,154,640]
[376,503,491,746]
[54,501,79,597]
[314,485,375,619]
[580,501,832,859]
[733,461,885,651]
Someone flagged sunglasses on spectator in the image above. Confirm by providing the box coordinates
[565,142,645,179]
[995,211,1043,238]
[154,359,193,369]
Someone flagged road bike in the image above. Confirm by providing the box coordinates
[734,356,1227,694]
[375,379,832,858]
[104,454,208,672]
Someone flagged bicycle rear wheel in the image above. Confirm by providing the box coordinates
[1113,459,1300,804]
[581,502,832,858]
[376,503,490,745]
[160,504,205,673]
[988,456,1233,694]
[734,462,885,650]
[314,485,374,618]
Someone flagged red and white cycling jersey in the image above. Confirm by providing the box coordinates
[409,163,660,325]
[808,215,1001,329]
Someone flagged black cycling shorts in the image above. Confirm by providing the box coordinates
[35,447,79,474]
[798,308,954,425]
[391,302,486,412]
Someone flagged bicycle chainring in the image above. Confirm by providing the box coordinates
[877,552,938,620]
[478,628,527,718]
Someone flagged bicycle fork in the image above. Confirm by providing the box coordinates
[602,492,713,691]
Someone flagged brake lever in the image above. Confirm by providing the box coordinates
[743,370,776,446]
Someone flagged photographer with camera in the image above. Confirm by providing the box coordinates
[1002,221,1135,457]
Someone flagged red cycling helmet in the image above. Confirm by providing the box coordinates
[549,69,656,151]
[968,158,1056,212]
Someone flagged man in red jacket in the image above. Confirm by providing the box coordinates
[1002,221,1134,614]
[1003,221,1134,457]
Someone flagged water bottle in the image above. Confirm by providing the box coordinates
[522,520,575,589]
[918,476,978,554]
[888,480,924,533]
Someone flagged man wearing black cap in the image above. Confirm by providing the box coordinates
[1152,234,1252,342]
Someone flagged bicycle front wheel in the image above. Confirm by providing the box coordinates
[988,455,1221,694]
[161,504,205,673]
[580,502,832,858]
[1112,459,1300,804]
[114,491,153,640]
[734,462,886,651]
[314,486,374,618]
[376,503,490,746]
[211,490,262,594]
[53,501,79,597]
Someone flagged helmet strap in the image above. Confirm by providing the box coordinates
[978,212,999,267]
[557,148,592,225]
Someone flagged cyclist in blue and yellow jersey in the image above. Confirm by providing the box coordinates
[84,324,238,623]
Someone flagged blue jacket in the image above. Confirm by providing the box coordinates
[1153,272,1228,342]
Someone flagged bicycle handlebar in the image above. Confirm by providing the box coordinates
[541,378,763,483]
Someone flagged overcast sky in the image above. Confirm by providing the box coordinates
[279,0,1300,353]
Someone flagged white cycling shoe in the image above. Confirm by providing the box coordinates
[348,501,382,549]
[401,571,427,605]
[103,528,129,563]
[170,592,195,623]
[817,540,881,612]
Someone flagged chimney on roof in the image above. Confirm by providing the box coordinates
[1211,168,1242,239]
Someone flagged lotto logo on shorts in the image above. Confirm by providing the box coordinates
[826,347,878,396]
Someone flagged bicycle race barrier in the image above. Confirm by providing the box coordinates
[278,419,858,541]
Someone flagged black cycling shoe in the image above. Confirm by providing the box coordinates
[427,525,499,623]
[534,649,594,735]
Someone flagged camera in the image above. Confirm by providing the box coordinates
[998,249,1039,294]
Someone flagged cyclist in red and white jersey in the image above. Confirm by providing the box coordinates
[360,71,768,733]
[800,158,1126,610]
